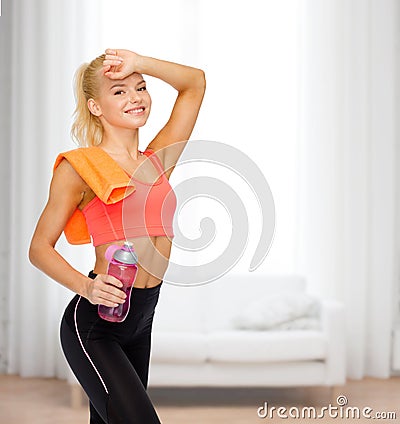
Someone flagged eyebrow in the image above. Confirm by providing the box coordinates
[109,80,146,90]
[110,83,127,90]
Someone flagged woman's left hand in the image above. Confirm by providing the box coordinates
[103,48,141,80]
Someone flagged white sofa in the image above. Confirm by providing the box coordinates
[67,273,346,407]
[149,273,346,389]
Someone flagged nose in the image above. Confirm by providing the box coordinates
[129,92,140,104]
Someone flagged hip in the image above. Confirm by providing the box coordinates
[62,273,161,344]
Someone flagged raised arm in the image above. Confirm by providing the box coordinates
[103,49,206,176]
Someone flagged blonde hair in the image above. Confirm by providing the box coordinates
[71,54,105,147]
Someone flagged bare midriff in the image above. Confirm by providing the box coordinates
[93,236,172,288]
[77,173,174,289]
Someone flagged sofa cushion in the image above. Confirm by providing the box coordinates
[203,274,308,331]
[207,330,326,363]
[231,292,321,330]
[151,332,208,363]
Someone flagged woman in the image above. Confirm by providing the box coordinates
[29,48,205,423]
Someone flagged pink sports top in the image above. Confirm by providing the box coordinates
[54,147,176,246]
[81,149,176,246]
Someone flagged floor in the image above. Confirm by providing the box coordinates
[0,375,399,423]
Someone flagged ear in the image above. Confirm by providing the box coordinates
[87,98,102,117]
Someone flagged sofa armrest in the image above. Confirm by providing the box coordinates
[320,299,346,385]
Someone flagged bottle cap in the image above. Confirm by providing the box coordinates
[113,242,138,265]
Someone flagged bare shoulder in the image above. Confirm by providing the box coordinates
[53,158,87,187]
[30,157,91,248]
[51,158,91,207]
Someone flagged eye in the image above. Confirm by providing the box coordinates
[114,90,125,95]
[137,86,147,92]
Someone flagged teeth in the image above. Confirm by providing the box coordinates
[126,108,144,114]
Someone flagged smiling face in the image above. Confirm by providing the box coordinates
[87,72,152,131]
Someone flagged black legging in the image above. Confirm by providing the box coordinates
[60,271,162,423]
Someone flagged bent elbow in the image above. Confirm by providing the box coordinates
[198,69,206,92]
[28,240,39,267]
[28,237,47,269]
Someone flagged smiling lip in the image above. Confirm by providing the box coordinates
[124,107,145,115]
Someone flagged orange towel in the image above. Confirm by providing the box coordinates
[53,147,136,244]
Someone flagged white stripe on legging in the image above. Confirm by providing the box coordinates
[74,296,109,394]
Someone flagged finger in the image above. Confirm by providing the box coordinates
[94,274,123,289]
[101,285,127,301]
[104,71,129,80]
[100,292,126,305]
[101,274,124,288]
[92,281,126,303]
[105,48,117,56]
[105,54,124,62]
[98,296,120,308]
[103,59,123,67]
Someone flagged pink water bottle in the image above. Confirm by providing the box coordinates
[98,241,138,322]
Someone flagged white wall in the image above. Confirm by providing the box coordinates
[100,0,300,276]
[0,0,11,374]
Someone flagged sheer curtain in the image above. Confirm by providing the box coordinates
[297,0,399,379]
[1,0,398,380]
[2,0,103,378]
[0,0,12,374]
